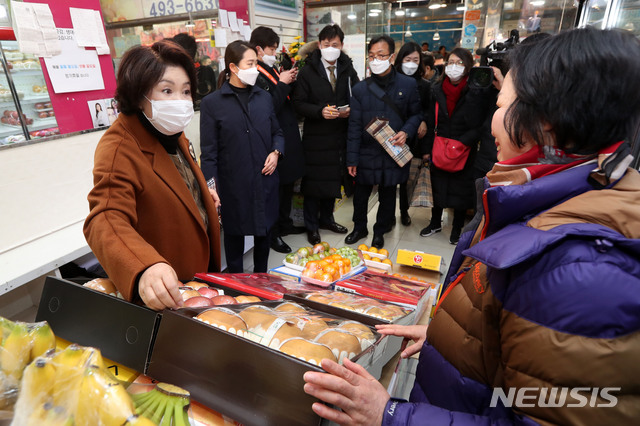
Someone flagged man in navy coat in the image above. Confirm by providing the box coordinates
[345,35,422,249]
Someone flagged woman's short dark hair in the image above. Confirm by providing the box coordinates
[394,42,424,79]
[506,28,640,154]
[368,35,395,55]
[250,26,280,49]
[116,40,197,115]
[423,53,435,70]
[318,24,344,44]
[449,47,474,74]
[217,40,257,89]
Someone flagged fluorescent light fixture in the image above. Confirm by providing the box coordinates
[370,8,382,13]
[441,3,447,7]
[411,12,417,17]
[428,0,442,9]
[457,4,465,10]
[348,13,357,19]
[530,0,545,5]
[395,9,406,16]
[369,11,380,17]
[433,31,440,41]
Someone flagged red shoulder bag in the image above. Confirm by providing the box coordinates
[431,103,471,173]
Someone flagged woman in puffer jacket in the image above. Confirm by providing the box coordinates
[303,28,640,425]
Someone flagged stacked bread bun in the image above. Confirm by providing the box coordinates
[83,278,123,299]
[193,301,377,366]
[304,291,410,321]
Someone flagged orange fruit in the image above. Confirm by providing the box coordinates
[314,270,325,280]
[362,253,371,260]
[343,258,351,266]
[323,257,334,264]
[318,260,329,269]
[368,247,378,254]
[306,260,319,272]
[382,259,393,266]
[324,265,338,277]
[329,254,342,261]
[321,273,334,282]
[357,244,368,251]
[379,248,389,257]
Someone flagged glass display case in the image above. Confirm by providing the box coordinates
[0,40,59,146]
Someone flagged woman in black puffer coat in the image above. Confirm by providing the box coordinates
[394,42,432,226]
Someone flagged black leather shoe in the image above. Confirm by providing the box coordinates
[270,236,291,253]
[401,212,411,226]
[307,230,321,245]
[345,229,369,245]
[372,234,384,249]
[319,222,348,234]
[280,224,306,236]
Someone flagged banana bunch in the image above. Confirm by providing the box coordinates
[131,383,191,426]
[0,317,56,410]
[12,344,154,426]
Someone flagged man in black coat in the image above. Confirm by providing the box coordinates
[251,26,306,254]
[345,35,422,249]
[292,24,359,246]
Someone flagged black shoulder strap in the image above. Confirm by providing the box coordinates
[366,78,406,122]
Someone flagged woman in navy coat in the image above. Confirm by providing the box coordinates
[200,41,285,273]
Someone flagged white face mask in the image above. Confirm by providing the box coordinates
[262,54,277,68]
[369,58,391,75]
[446,64,466,82]
[144,96,194,135]
[235,66,259,86]
[321,47,341,63]
[402,62,419,76]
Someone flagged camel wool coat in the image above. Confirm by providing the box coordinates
[84,113,221,301]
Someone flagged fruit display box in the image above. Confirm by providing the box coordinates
[146,303,381,426]
[283,291,417,378]
[36,276,161,373]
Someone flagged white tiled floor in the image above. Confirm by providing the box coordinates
[240,193,459,276]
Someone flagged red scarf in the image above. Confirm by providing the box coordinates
[442,76,468,116]
[486,142,625,187]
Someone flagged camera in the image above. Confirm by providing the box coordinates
[469,30,520,89]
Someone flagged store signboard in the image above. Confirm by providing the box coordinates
[100,0,218,22]
[43,28,105,93]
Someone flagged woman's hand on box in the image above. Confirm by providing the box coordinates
[138,263,183,310]
[375,324,428,359]
[303,358,389,426]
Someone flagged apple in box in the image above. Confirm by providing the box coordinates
[211,295,237,305]
[197,286,219,298]
[184,296,214,308]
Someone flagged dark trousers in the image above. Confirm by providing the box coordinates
[272,182,294,237]
[224,233,270,273]
[399,181,409,214]
[352,184,397,235]
[304,196,335,232]
[429,206,466,231]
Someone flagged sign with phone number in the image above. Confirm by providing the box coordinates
[142,0,217,18]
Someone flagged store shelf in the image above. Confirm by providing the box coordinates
[22,95,51,102]
[29,117,57,131]
[0,125,22,137]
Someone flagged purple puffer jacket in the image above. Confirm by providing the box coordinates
[383,163,640,425]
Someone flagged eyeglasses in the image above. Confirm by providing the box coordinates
[368,53,391,61]
[446,60,464,66]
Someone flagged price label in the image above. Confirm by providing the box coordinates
[143,0,217,18]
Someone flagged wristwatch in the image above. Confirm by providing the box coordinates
[273,149,282,157]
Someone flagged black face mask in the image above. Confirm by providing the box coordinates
[435,64,445,76]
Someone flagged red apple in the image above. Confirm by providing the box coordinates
[183,296,214,308]
[211,295,237,305]
[183,281,209,290]
[197,287,219,298]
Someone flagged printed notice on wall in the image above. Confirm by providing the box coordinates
[10,0,60,57]
[69,7,110,55]
[43,29,105,93]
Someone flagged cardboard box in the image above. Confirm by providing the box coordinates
[147,303,380,426]
[267,265,302,282]
[36,276,161,373]
[396,249,443,272]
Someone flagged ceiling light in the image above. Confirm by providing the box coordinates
[457,5,465,10]
[428,0,442,9]
[433,31,440,41]
[370,8,382,13]
[530,0,545,4]
[440,3,447,7]
[369,11,380,17]
[405,26,413,37]
[411,12,417,17]
[395,9,406,16]
[348,13,357,19]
